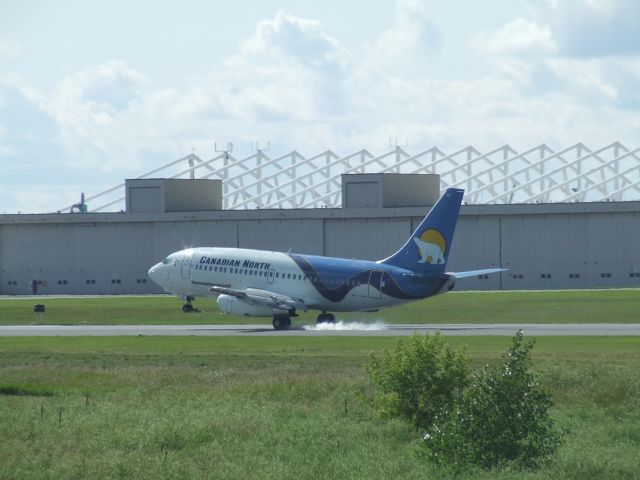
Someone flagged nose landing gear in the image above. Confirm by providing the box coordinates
[182,296,200,313]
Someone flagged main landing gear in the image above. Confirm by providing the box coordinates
[317,312,336,325]
[272,315,292,330]
[182,296,200,313]
[271,312,335,330]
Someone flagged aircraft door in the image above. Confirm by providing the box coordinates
[267,268,275,284]
[181,253,193,279]
[367,270,386,298]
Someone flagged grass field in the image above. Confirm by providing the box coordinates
[1,291,639,478]
[1,288,639,325]
[1,335,640,479]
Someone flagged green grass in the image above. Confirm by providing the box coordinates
[1,288,640,325]
[1,336,639,479]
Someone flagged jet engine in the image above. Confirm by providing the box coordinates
[216,294,274,317]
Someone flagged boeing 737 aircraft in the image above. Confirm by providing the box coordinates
[148,188,504,329]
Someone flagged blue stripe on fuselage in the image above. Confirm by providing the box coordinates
[288,253,448,303]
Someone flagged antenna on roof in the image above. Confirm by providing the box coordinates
[214,142,234,162]
[252,141,271,153]
[389,137,409,148]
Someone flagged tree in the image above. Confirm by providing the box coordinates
[367,332,470,431]
[422,330,563,470]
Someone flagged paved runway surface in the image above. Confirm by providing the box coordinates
[1,323,640,336]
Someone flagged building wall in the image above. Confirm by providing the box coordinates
[2,203,640,295]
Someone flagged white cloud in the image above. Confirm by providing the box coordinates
[236,11,351,72]
[0,73,61,164]
[470,0,640,114]
[221,11,352,122]
[545,57,640,108]
[48,61,156,170]
[54,60,146,111]
[368,0,443,76]
[474,17,556,56]
[527,0,640,57]
[479,0,640,60]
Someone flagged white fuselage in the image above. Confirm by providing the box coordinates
[148,246,423,314]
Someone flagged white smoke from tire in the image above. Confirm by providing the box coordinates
[303,321,387,331]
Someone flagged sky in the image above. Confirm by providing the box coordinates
[1,0,640,213]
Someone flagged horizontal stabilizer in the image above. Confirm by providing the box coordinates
[448,268,508,279]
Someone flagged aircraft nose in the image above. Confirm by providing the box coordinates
[148,263,162,284]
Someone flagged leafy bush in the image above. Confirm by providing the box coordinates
[421,331,563,471]
[366,332,471,431]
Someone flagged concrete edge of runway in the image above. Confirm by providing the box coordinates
[1,323,640,336]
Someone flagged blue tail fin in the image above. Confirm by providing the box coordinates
[380,188,464,273]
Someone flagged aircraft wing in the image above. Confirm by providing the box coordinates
[209,285,250,299]
[448,268,508,279]
[209,285,308,314]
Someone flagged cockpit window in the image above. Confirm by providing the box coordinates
[162,258,172,265]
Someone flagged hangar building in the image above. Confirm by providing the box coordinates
[1,142,639,295]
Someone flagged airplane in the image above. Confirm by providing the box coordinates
[147,188,505,329]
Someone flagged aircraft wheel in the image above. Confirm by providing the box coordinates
[182,304,194,313]
[272,315,291,330]
[317,313,336,324]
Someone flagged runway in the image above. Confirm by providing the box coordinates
[1,323,640,336]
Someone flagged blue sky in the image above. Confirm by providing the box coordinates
[2,0,640,213]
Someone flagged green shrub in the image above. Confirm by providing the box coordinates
[366,332,471,431]
[421,331,563,471]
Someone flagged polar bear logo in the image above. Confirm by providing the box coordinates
[413,229,447,264]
